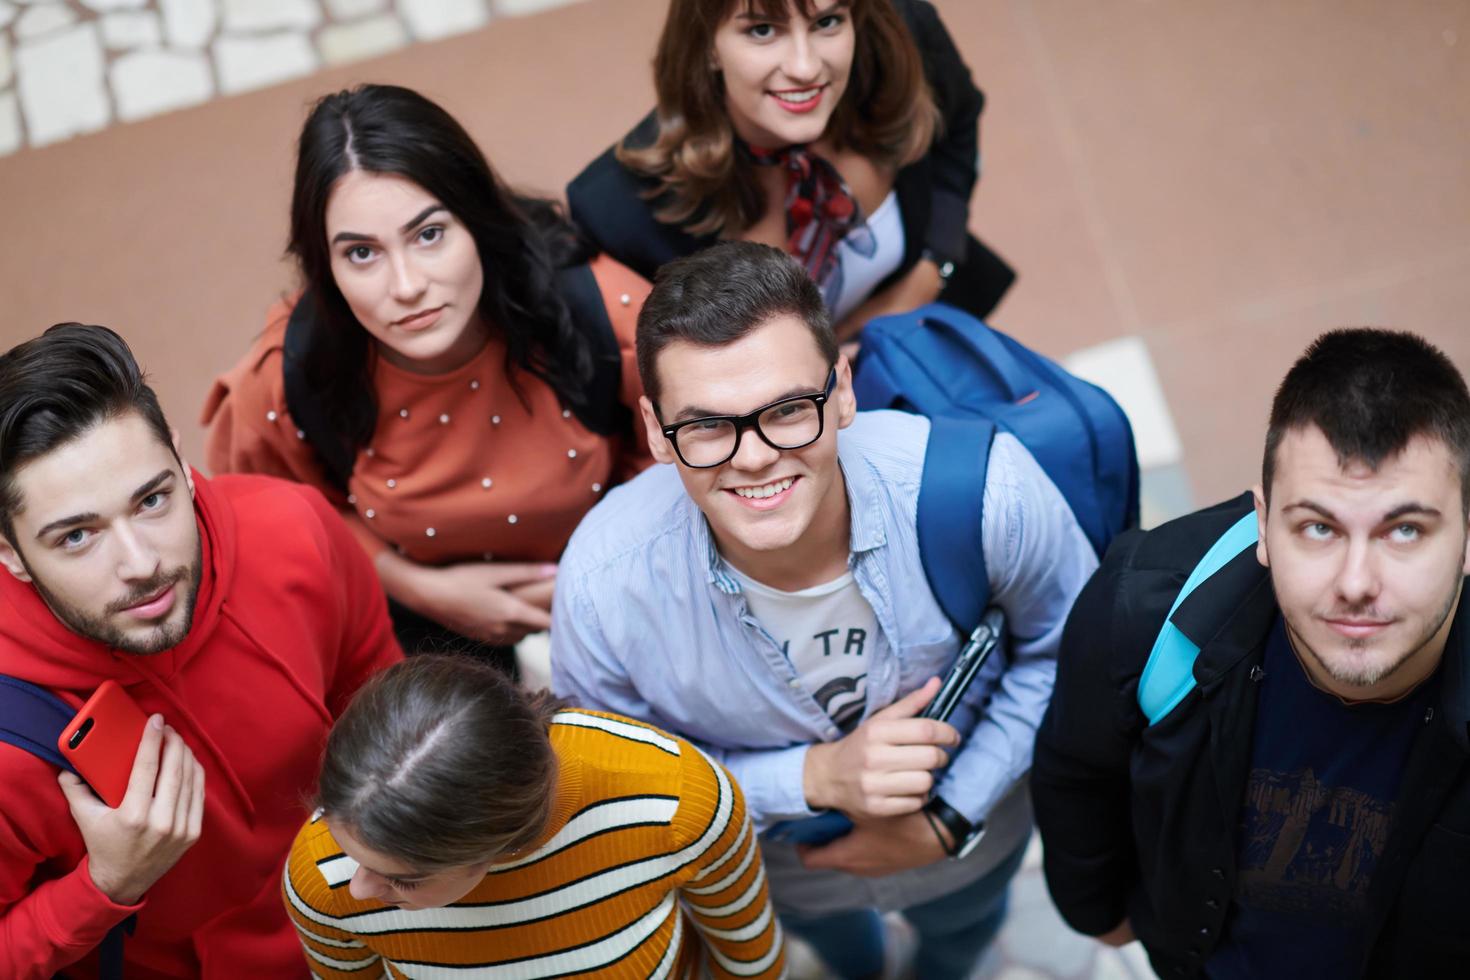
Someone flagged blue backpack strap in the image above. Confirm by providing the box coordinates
[0,674,79,773]
[0,676,132,980]
[917,415,998,633]
[1137,512,1259,725]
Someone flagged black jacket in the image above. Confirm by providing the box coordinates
[566,0,1015,320]
[1032,494,1470,979]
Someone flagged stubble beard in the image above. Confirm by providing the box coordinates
[1284,568,1463,691]
[23,537,204,655]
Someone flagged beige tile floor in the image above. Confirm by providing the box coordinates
[2,1,1468,976]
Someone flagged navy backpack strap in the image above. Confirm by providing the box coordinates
[0,676,132,980]
[0,674,78,773]
[917,415,998,634]
[554,263,628,438]
[1137,511,1259,725]
[281,289,354,494]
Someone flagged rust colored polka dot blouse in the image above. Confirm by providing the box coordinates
[201,256,653,565]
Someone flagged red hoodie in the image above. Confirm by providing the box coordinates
[0,471,402,979]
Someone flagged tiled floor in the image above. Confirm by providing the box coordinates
[2,2,1468,976]
[0,0,590,153]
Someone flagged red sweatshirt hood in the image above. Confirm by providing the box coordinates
[0,469,262,819]
[0,467,235,694]
[0,470,402,977]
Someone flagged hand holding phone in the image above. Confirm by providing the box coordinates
[59,680,150,808]
[56,707,206,905]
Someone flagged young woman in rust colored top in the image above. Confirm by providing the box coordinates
[204,85,652,667]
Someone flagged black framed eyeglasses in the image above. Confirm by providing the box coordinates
[657,369,837,469]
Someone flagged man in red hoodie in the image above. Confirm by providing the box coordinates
[0,323,403,978]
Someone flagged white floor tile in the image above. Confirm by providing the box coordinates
[1064,335,1184,471]
[159,0,217,48]
[101,10,163,50]
[318,14,409,65]
[327,0,387,18]
[214,31,317,94]
[222,0,322,33]
[397,0,489,41]
[15,2,75,40]
[493,0,586,16]
[14,23,109,147]
[0,91,22,156]
[111,49,212,122]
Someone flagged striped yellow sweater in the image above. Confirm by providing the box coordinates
[283,710,784,978]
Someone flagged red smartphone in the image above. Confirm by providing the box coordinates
[58,681,150,809]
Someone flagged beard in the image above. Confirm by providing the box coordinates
[1283,572,1463,691]
[24,537,204,655]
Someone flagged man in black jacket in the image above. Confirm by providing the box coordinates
[1032,328,1470,979]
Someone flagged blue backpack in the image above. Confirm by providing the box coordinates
[852,303,1141,633]
[0,675,134,979]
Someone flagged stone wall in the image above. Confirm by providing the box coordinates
[0,0,583,155]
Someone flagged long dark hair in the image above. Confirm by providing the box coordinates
[289,85,595,457]
[316,655,568,871]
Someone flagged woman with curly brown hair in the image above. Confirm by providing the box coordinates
[568,0,1013,341]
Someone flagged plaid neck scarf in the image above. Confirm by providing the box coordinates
[748,144,874,307]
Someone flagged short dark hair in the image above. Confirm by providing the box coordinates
[315,655,568,872]
[1264,328,1470,511]
[636,241,836,403]
[0,324,173,543]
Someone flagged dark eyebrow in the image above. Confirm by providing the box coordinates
[1283,499,1443,525]
[131,469,174,503]
[34,511,100,542]
[734,1,844,19]
[1281,500,1337,523]
[33,469,174,542]
[1382,503,1441,523]
[330,205,447,245]
[399,204,446,234]
[670,384,823,423]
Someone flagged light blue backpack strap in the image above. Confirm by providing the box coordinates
[1137,512,1259,725]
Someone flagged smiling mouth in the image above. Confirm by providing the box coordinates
[769,85,825,105]
[730,477,795,499]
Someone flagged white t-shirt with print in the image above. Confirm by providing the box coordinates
[729,566,887,733]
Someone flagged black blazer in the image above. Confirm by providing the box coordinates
[566,0,1014,320]
[1032,493,1470,978]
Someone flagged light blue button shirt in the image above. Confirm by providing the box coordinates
[552,410,1097,911]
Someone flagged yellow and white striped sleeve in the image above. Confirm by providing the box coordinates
[281,819,385,979]
[674,746,785,980]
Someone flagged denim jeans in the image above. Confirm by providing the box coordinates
[780,838,1028,980]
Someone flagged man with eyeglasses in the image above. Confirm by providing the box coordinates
[551,242,1097,980]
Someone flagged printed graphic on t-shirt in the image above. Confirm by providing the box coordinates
[730,567,885,733]
[776,629,870,730]
[1205,615,1434,980]
[1235,766,1394,917]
